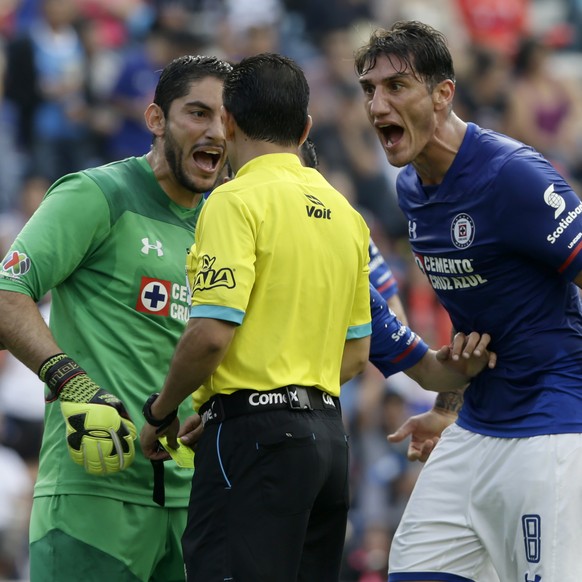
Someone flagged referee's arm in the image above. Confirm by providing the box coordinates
[340,336,371,385]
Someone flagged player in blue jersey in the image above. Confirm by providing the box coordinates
[356,20,582,581]
[298,137,495,391]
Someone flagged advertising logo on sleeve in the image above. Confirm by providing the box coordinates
[136,277,171,316]
[543,183,565,219]
[544,182,582,245]
[1,250,31,278]
[193,255,235,292]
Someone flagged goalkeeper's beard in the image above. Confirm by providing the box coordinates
[164,129,210,195]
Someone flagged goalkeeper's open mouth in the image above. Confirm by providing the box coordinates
[192,146,224,175]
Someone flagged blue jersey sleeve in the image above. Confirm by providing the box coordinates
[494,154,582,280]
[369,239,399,300]
[368,284,428,377]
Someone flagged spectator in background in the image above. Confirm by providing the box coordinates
[77,0,154,48]
[4,0,93,182]
[0,436,32,581]
[506,35,582,182]
[0,39,25,214]
[455,0,530,57]
[0,175,51,258]
[341,388,418,582]
[454,46,511,134]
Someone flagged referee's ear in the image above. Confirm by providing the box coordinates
[221,106,236,141]
[298,115,313,147]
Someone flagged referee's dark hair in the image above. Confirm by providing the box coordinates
[223,53,310,146]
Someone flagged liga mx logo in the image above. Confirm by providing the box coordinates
[1,250,31,278]
[451,213,475,249]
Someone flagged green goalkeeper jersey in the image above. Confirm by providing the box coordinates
[0,156,202,507]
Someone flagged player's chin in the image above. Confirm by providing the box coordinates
[184,171,218,194]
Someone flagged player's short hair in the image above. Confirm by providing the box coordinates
[355,20,455,90]
[223,53,310,146]
[154,55,232,117]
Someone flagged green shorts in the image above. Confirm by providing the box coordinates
[29,495,187,582]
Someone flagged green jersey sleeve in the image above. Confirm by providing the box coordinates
[0,174,111,300]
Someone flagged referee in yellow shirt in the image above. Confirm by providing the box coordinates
[140,53,372,582]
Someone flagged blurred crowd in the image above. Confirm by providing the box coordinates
[1,0,582,579]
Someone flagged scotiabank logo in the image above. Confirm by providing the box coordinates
[136,277,171,316]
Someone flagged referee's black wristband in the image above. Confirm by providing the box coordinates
[142,393,178,431]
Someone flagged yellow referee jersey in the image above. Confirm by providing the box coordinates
[189,153,371,409]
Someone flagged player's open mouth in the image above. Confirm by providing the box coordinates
[379,124,404,148]
[193,148,223,173]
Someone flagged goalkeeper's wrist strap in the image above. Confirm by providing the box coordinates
[143,393,178,432]
[38,353,86,402]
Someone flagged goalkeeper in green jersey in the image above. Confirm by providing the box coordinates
[0,55,231,582]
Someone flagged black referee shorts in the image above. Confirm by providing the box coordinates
[182,407,349,582]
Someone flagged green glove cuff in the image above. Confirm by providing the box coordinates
[39,353,99,403]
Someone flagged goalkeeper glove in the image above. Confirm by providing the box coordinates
[39,353,137,476]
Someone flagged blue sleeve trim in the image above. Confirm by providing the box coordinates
[347,322,372,340]
[190,305,244,325]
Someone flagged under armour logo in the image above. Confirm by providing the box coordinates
[408,220,417,240]
[141,238,164,256]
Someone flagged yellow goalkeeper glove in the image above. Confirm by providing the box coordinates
[39,353,137,476]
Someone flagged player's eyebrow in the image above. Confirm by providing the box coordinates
[359,72,410,86]
[183,100,212,110]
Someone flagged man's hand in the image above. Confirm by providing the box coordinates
[178,413,204,448]
[435,331,497,377]
[140,416,180,462]
[39,353,137,475]
[388,407,457,462]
